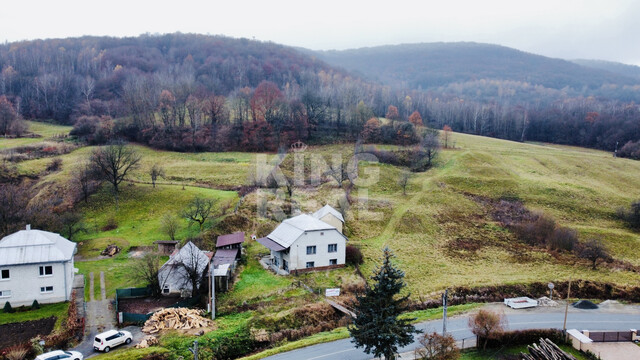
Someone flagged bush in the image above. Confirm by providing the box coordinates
[617,200,640,230]
[346,245,364,265]
[482,329,565,349]
[31,299,40,310]
[3,301,14,313]
[102,216,118,231]
[415,332,460,360]
[4,344,30,360]
[618,139,640,160]
[46,158,63,172]
[547,227,578,251]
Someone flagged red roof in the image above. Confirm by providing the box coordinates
[216,232,245,247]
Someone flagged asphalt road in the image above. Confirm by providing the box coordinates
[264,305,640,360]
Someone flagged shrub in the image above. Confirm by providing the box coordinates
[618,139,640,160]
[617,200,640,230]
[3,301,13,313]
[46,158,63,172]
[102,216,118,231]
[483,329,565,349]
[4,344,30,360]
[415,332,460,360]
[468,309,505,350]
[346,245,364,265]
[547,227,578,251]
[31,299,40,310]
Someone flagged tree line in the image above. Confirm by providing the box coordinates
[0,33,639,159]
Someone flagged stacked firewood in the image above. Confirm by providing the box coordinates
[135,335,158,348]
[142,308,213,334]
[521,338,577,360]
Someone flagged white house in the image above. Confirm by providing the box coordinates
[158,242,212,296]
[312,205,345,234]
[0,226,77,307]
[257,209,347,275]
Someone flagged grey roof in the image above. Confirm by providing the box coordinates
[257,237,286,251]
[216,232,245,247]
[161,242,210,273]
[266,214,336,249]
[0,229,76,266]
[312,205,345,223]
[213,249,237,267]
[213,263,231,277]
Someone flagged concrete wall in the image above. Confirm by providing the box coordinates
[0,260,74,307]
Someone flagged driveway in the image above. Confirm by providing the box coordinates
[587,342,640,360]
[72,271,143,358]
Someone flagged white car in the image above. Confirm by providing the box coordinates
[35,350,83,360]
[93,329,133,352]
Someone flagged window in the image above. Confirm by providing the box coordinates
[306,246,316,255]
[320,232,324,236]
[163,285,170,294]
[306,262,315,268]
[0,290,11,298]
[328,244,337,253]
[0,269,9,280]
[330,259,338,265]
[39,265,53,276]
[40,286,53,293]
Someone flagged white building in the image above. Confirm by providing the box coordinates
[312,205,345,234]
[258,206,347,274]
[158,242,212,296]
[0,227,77,307]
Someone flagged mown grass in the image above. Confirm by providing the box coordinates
[91,346,170,360]
[0,302,69,330]
[0,121,72,149]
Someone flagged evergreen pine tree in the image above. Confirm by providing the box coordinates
[3,301,13,313]
[349,247,420,359]
[31,299,40,309]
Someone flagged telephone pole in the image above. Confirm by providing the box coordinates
[442,289,448,335]
[563,281,571,332]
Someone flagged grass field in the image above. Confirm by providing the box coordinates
[0,121,72,149]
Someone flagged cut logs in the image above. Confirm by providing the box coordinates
[521,338,577,360]
[135,335,158,349]
[100,244,121,257]
[142,308,214,334]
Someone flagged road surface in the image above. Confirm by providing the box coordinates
[264,303,640,360]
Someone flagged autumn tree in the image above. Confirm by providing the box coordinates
[72,162,100,204]
[442,125,453,149]
[182,196,217,231]
[90,141,142,210]
[386,105,399,120]
[409,110,423,127]
[350,247,420,360]
[0,95,24,136]
[149,163,166,188]
[158,89,176,128]
[361,117,381,143]
[250,81,283,122]
[468,310,505,350]
[398,170,411,195]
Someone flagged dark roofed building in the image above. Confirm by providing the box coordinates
[216,232,244,250]
[153,240,179,255]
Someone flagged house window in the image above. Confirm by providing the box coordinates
[306,246,316,255]
[320,232,324,236]
[330,259,338,265]
[40,286,53,293]
[306,262,314,268]
[328,244,337,253]
[163,285,170,294]
[0,269,9,280]
[0,290,10,298]
[39,265,53,276]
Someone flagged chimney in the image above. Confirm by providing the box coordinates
[26,224,31,231]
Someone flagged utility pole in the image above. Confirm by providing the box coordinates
[188,340,199,360]
[442,289,448,335]
[209,265,215,320]
[614,141,619,158]
[563,281,571,332]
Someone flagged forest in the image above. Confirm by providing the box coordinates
[1,33,639,158]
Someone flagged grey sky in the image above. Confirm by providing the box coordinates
[2,0,639,65]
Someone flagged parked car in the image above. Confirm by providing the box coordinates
[93,329,133,352]
[35,350,83,360]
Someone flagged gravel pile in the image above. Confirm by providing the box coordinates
[537,296,559,307]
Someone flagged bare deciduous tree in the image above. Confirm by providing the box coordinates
[58,212,87,241]
[72,162,100,204]
[175,242,209,296]
[182,196,216,231]
[161,212,180,241]
[398,170,411,196]
[132,253,165,298]
[90,141,141,210]
[149,163,166,188]
[577,238,611,270]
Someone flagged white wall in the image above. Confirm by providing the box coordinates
[0,260,74,307]
[290,230,345,271]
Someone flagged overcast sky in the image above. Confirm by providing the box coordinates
[2,0,639,65]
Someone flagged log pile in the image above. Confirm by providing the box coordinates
[135,335,158,348]
[521,338,577,360]
[142,308,214,334]
[100,244,121,256]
